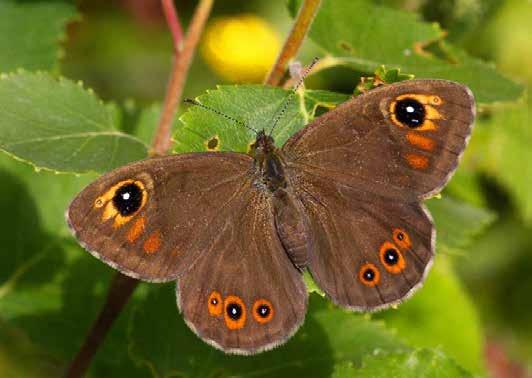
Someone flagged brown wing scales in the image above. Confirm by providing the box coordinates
[177,189,307,354]
[67,152,253,282]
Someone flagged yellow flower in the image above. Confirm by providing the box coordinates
[201,14,281,83]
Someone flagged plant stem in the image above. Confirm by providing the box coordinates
[162,0,184,53]
[65,1,213,376]
[264,0,321,86]
[65,274,139,378]
[151,0,214,156]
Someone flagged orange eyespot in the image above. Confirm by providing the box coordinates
[389,94,443,131]
[95,179,148,227]
[393,228,412,250]
[379,241,406,274]
[208,291,223,316]
[430,95,443,105]
[252,299,274,324]
[224,295,246,330]
[358,263,380,287]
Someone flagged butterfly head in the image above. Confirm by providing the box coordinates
[250,130,275,160]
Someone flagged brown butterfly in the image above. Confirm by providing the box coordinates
[67,79,475,354]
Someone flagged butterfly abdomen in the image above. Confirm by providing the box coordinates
[272,188,312,269]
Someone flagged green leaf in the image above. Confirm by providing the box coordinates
[427,196,496,255]
[289,0,523,103]
[175,85,348,153]
[130,103,160,147]
[0,320,64,378]
[0,154,94,236]
[457,217,532,364]
[356,348,472,377]
[0,1,77,73]
[331,361,357,378]
[354,66,414,95]
[376,257,485,374]
[129,288,407,377]
[0,72,148,173]
[469,102,532,223]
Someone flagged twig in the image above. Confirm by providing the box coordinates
[65,1,213,376]
[264,0,321,86]
[65,274,139,378]
[161,0,184,52]
[151,0,214,156]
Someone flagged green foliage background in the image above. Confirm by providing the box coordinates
[0,0,530,377]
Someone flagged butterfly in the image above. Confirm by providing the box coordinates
[67,79,475,355]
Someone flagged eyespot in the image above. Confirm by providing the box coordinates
[224,295,246,330]
[252,299,274,324]
[430,95,442,105]
[388,94,443,131]
[379,241,406,274]
[208,291,223,316]
[394,98,425,128]
[393,228,412,250]
[113,182,143,216]
[358,263,380,287]
[95,179,148,227]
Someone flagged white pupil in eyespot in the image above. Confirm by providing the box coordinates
[406,106,415,113]
[122,192,131,200]
[231,308,237,315]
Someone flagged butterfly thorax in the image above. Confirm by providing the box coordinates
[250,131,287,192]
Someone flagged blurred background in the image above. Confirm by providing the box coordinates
[1,0,530,376]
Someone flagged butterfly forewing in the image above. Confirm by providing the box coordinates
[67,153,253,282]
[283,80,475,201]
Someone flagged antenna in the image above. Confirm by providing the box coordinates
[268,57,319,137]
[184,98,258,134]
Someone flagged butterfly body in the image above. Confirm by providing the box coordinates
[250,130,288,192]
[67,79,475,354]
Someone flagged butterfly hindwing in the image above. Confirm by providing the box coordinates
[176,187,307,354]
[292,174,433,310]
[67,153,253,282]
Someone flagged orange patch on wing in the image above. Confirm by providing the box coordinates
[379,241,406,274]
[208,291,223,316]
[395,93,444,107]
[358,263,380,287]
[224,295,246,330]
[393,228,412,250]
[143,230,161,254]
[406,132,435,151]
[127,216,146,243]
[101,202,116,221]
[252,299,274,324]
[406,154,429,170]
